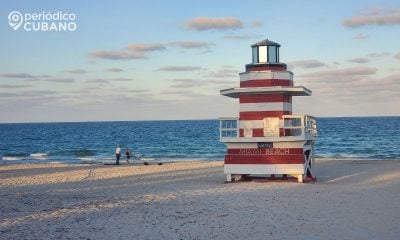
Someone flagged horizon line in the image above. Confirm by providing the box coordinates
[1,115,399,124]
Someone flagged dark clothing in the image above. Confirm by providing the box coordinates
[116,153,121,165]
[115,146,121,165]
[125,150,131,163]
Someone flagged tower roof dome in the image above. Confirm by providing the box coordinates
[251,39,280,48]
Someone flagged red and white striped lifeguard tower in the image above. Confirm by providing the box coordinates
[219,38,317,183]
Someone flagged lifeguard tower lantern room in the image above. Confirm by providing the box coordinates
[219,39,317,183]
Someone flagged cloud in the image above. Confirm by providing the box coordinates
[222,34,263,40]
[169,41,213,49]
[366,52,390,58]
[376,73,400,87]
[353,33,369,40]
[111,77,133,81]
[394,52,400,60]
[86,77,133,84]
[321,73,398,98]
[159,89,192,95]
[0,90,58,99]
[1,73,78,83]
[0,84,32,89]
[0,73,78,84]
[157,66,205,71]
[348,58,370,64]
[204,66,239,78]
[185,16,243,31]
[0,73,36,78]
[89,40,214,61]
[295,67,381,103]
[62,69,87,74]
[45,77,75,83]
[169,79,203,88]
[89,50,145,60]
[158,89,209,99]
[300,66,378,80]
[342,8,400,27]
[169,78,235,89]
[29,90,58,95]
[0,90,57,100]
[122,89,152,94]
[127,43,166,52]
[294,71,400,117]
[251,20,263,28]
[0,92,19,98]
[0,89,168,122]
[86,78,110,84]
[106,67,124,72]
[287,60,326,69]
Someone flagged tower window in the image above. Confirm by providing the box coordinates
[268,46,277,63]
[258,46,267,63]
[252,47,258,63]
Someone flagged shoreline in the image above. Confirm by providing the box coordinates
[0,157,400,166]
[1,160,399,239]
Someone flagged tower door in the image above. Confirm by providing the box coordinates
[263,117,280,137]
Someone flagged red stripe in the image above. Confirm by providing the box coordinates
[224,154,304,164]
[239,94,292,103]
[246,66,286,71]
[280,128,285,136]
[252,128,264,137]
[227,148,304,155]
[239,111,291,120]
[284,129,293,136]
[239,128,264,137]
[240,79,293,88]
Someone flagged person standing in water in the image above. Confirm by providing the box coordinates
[115,145,121,165]
[125,149,131,164]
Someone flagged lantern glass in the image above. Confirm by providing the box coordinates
[268,45,277,63]
[258,46,267,63]
[252,47,258,63]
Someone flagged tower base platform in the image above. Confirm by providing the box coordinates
[225,164,308,183]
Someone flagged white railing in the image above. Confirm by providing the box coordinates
[219,115,317,141]
[282,115,317,139]
[305,115,318,138]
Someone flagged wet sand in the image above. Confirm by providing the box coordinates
[0,160,399,240]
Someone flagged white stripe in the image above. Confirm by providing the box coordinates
[221,86,312,98]
[240,102,292,112]
[238,120,285,130]
[225,143,258,149]
[225,142,306,149]
[273,142,306,148]
[239,71,293,81]
[224,164,304,175]
[239,120,263,129]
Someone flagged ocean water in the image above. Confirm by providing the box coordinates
[0,117,399,164]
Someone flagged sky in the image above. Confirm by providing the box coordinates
[0,0,399,123]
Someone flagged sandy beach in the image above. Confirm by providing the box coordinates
[0,160,399,240]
